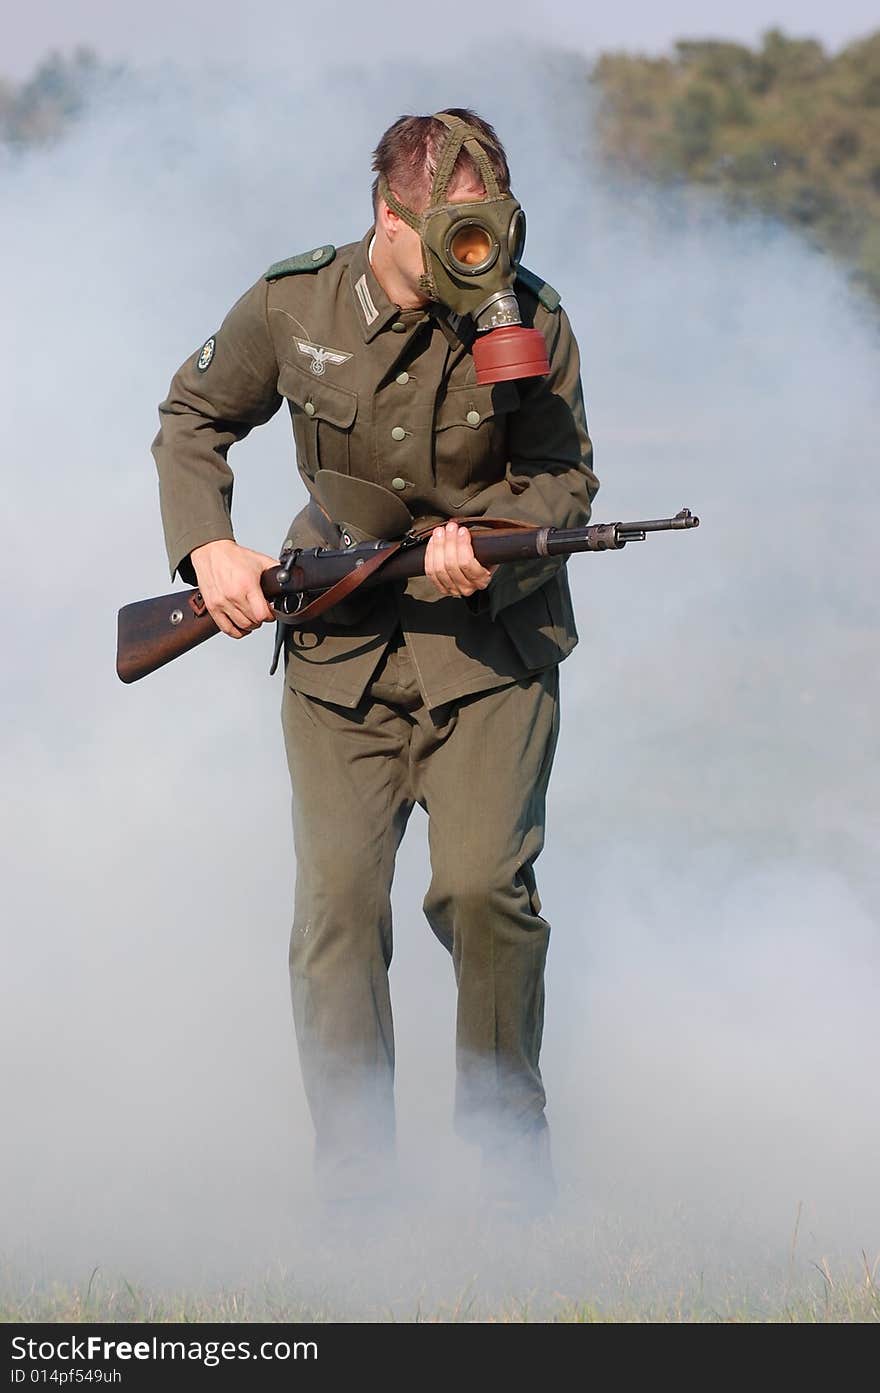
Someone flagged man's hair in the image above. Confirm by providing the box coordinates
[371,108,511,215]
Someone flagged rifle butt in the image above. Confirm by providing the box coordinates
[116,591,218,683]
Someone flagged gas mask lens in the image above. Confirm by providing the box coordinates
[508,208,526,266]
[446,223,498,275]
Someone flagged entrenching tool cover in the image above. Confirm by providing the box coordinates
[312,471,414,543]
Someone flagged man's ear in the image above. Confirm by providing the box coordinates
[377,197,399,240]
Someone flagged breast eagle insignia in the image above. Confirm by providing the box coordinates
[295,339,353,376]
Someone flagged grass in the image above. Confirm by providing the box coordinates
[2,1255,877,1323]
[5,1196,877,1324]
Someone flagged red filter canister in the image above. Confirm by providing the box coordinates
[472,326,551,384]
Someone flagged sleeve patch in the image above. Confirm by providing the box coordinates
[196,336,216,371]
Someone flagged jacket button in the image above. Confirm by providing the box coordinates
[311,247,325,260]
[391,321,406,333]
[391,477,407,490]
[395,371,409,384]
[466,410,480,427]
[391,426,407,441]
[304,401,316,417]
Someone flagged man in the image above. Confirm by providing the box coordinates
[153,109,598,1212]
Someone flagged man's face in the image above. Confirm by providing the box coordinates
[385,174,487,304]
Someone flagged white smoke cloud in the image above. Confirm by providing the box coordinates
[1,47,877,1315]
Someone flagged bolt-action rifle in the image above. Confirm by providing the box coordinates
[116,508,699,684]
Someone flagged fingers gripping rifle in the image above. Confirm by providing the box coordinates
[115,508,699,684]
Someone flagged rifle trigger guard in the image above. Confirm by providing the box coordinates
[189,590,208,618]
[271,590,307,621]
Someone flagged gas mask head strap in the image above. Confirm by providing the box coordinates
[377,178,421,231]
[377,112,502,230]
[428,112,502,205]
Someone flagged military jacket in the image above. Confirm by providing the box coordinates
[153,232,598,710]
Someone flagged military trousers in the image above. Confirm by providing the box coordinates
[281,630,560,1198]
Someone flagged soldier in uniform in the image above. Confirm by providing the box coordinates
[153,109,598,1212]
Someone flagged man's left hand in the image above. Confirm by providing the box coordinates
[425,521,497,598]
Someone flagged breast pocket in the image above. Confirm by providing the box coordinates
[278,360,358,479]
[433,379,520,504]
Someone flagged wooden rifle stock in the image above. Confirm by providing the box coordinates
[116,509,699,684]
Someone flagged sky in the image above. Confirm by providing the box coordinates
[1,24,878,1318]
[3,0,880,79]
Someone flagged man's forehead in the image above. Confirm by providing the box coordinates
[386,171,493,215]
[446,177,488,204]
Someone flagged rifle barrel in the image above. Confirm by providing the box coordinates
[283,510,700,592]
[625,509,699,533]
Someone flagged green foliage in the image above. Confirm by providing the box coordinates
[595,28,880,306]
[672,84,718,166]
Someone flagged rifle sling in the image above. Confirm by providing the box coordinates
[272,516,536,628]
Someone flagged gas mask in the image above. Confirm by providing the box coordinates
[377,112,551,385]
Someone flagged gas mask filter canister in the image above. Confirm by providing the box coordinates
[378,113,551,385]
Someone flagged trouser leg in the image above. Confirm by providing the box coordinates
[416,667,560,1146]
[281,668,414,1200]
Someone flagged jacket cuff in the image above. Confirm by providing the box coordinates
[167,522,236,584]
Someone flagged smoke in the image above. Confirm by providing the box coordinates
[1,45,878,1317]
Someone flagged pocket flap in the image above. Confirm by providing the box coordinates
[278,360,357,429]
[435,379,520,431]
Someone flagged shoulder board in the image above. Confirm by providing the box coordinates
[264,245,336,281]
[516,265,562,312]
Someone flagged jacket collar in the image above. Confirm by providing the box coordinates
[348,231,476,353]
[348,232,405,342]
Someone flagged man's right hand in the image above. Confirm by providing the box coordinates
[190,539,278,638]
